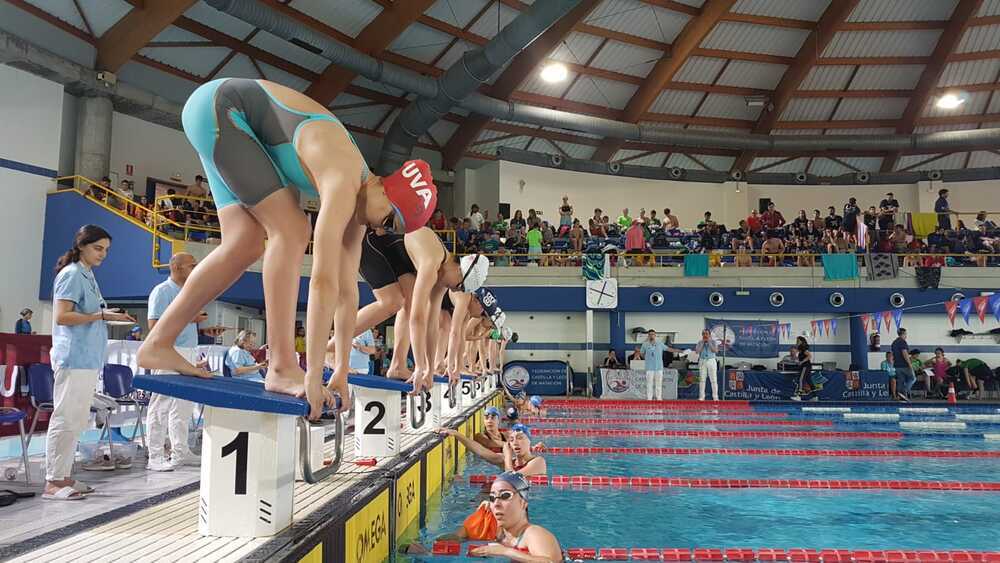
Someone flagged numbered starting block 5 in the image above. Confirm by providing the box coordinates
[459,374,480,408]
[348,375,427,458]
[133,375,342,538]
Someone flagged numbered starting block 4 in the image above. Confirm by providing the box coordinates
[432,375,460,426]
[133,375,343,538]
[348,375,427,457]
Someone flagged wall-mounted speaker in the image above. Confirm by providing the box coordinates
[829,292,845,307]
[608,162,622,175]
[769,291,785,307]
[669,167,683,179]
[650,292,665,307]
[709,292,724,307]
[889,292,905,308]
[550,154,564,167]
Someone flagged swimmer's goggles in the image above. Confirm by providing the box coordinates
[488,490,519,503]
[484,406,501,418]
[509,423,531,439]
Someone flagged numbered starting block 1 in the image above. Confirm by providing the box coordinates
[348,375,427,458]
[133,375,342,538]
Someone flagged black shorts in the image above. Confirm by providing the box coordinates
[442,292,454,313]
[360,230,416,290]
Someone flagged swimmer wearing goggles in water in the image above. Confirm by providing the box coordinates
[437,420,547,476]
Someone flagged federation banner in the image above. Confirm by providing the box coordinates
[502,361,569,396]
[600,368,679,400]
[716,369,891,401]
[704,318,779,358]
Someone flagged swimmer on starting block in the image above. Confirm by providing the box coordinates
[437,423,546,476]
[137,78,436,419]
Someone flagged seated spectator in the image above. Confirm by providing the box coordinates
[697,212,715,231]
[226,330,266,379]
[806,220,823,240]
[569,219,585,252]
[456,219,472,251]
[617,208,632,231]
[602,350,621,369]
[824,206,843,231]
[812,209,822,223]
[974,211,995,230]
[429,209,447,231]
[889,224,909,255]
[730,220,749,242]
[828,230,853,254]
[628,345,642,363]
[14,308,34,335]
[761,203,786,230]
[929,348,951,398]
[792,210,809,235]
[510,210,526,231]
[795,236,815,267]
[922,246,946,268]
[589,208,607,238]
[493,212,508,234]
[746,209,762,234]
[663,208,679,230]
[762,235,785,267]
[734,234,753,267]
[527,208,541,229]
[648,209,661,228]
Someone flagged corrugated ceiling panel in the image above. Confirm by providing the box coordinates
[915,123,977,133]
[250,31,330,74]
[585,0,690,43]
[968,150,1000,167]
[840,157,884,171]
[715,61,787,90]
[897,152,966,171]
[550,32,606,64]
[695,154,737,172]
[989,93,1000,113]
[589,41,663,77]
[696,94,761,120]
[701,22,810,57]
[564,76,639,109]
[773,129,824,135]
[685,125,751,133]
[847,0,957,22]
[352,75,406,98]
[833,97,909,120]
[427,120,459,145]
[150,26,206,43]
[957,24,1000,54]
[117,60,196,105]
[258,62,312,92]
[27,0,88,33]
[822,30,942,57]
[293,0,381,38]
[831,128,896,135]
[435,42,475,70]
[849,65,925,89]
[426,0,490,28]
[674,57,728,84]
[139,46,231,77]
[781,98,839,121]
[552,141,596,159]
[937,59,1000,87]
[648,89,705,115]
[674,0,706,6]
[468,1,519,39]
[78,0,133,37]
[979,0,1000,16]
[183,1,254,39]
[614,150,668,167]
[519,71,578,97]
[390,23,453,63]
[731,0,831,21]
[338,105,393,130]
[665,153,706,170]
[751,157,807,173]
[542,126,602,139]
[799,66,855,90]
[217,54,261,81]
[809,158,854,177]
[923,90,990,118]
[476,135,534,155]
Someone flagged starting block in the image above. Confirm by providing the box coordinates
[459,374,480,408]
[348,375,426,457]
[133,375,343,538]
[431,375,459,426]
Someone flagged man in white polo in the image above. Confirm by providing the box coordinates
[640,329,668,401]
[146,253,207,471]
[695,329,720,401]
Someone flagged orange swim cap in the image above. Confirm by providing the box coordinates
[382,159,437,233]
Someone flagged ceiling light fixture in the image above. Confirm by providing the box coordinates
[936,92,968,110]
[540,62,568,83]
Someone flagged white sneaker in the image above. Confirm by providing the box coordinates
[790,395,801,401]
[170,452,201,468]
[146,457,174,472]
[81,454,115,471]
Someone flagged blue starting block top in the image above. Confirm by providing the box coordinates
[460,374,476,381]
[433,375,450,384]
[134,374,343,417]
[348,374,415,392]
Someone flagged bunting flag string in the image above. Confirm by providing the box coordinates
[810,321,817,337]
[860,314,870,333]
[830,318,838,336]
[873,312,882,333]
[991,294,1000,323]
[959,298,973,326]
[974,296,989,323]
[822,319,831,336]
[891,309,903,329]
[945,301,958,327]
[882,311,893,332]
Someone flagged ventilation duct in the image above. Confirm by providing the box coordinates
[377,0,580,175]
[205,0,1000,155]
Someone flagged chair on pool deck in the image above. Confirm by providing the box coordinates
[26,363,117,463]
[102,363,149,450]
[0,407,31,484]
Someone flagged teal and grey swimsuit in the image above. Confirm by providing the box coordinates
[181,78,369,209]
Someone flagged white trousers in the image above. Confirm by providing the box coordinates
[646,370,663,400]
[148,348,196,460]
[699,358,719,401]
[45,368,100,481]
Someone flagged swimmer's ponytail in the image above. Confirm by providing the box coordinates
[55,224,112,273]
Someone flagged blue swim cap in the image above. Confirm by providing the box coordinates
[484,406,500,418]
[509,423,531,440]
[494,471,530,499]
[529,395,542,407]
[506,407,519,420]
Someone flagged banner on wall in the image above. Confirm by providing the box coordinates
[704,319,779,358]
[502,361,569,396]
[713,370,891,401]
[600,368,679,400]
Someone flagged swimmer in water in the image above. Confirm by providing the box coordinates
[437,423,546,476]
[475,406,506,452]
[469,472,562,562]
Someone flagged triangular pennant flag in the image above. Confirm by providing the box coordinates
[959,298,973,325]
[892,309,903,329]
[785,323,792,338]
[811,320,817,336]
[830,318,838,336]
[861,314,870,333]
[945,301,958,327]
[770,324,777,336]
[823,319,831,336]
[882,311,893,332]
[991,294,1000,322]
[974,296,989,323]
[874,312,882,333]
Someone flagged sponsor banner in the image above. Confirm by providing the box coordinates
[600,368,679,399]
[502,361,569,396]
[425,443,442,497]
[705,318,779,359]
[394,463,421,542]
[345,489,389,563]
[715,369,891,401]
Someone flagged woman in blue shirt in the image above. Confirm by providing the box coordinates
[226,330,266,380]
[14,308,33,334]
[44,225,135,501]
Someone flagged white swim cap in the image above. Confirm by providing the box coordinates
[459,254,489,293]
[502,326,513,340]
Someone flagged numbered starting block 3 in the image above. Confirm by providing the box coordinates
[348,375,427,458]
[133,375,343,538]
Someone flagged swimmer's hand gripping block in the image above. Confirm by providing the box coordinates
[133,375,343,537]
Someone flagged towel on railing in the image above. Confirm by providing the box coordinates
[684,253,709,277]
[866,253,899,280]
[911,212,939,237]
[822,254,859,280]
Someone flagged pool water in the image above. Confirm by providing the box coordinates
[404,403,1000,561]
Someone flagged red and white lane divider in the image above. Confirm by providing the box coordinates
[529,428,904,439]
[543,410,792,418]
[467,474,1000,491]
[520,417,834,427]
[541,446,1000,459]
[545,399,752,411]
[432,541,1000,561]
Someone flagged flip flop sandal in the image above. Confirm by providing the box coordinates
[0,490,35,506]
[42,486,84,501]
[72,481,96,494]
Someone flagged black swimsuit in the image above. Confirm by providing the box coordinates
[359,230,416,290]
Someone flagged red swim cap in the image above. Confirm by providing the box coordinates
[382,159,437,233]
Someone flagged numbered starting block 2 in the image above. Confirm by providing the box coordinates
[348,375,427,458]
[133,375,342,538]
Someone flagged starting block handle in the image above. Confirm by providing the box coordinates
[297,412,343,484]
[408,393,427,429]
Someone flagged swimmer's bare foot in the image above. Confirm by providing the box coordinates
[386,365,412,381]
[138,342,211,378]
[263,365,307,397]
